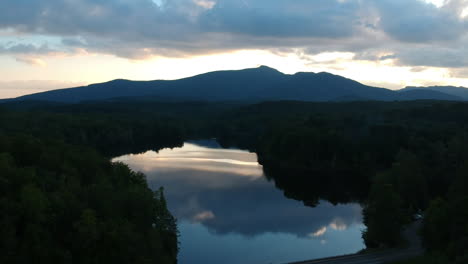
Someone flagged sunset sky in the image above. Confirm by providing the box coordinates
[1,0,468,98]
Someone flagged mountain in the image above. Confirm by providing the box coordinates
[397,89,461,101]
[400,86,468,100]
[5,66,465,103]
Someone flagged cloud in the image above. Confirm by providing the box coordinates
[114,144,364,238]
[309,226,327,238]
[307,218,349,238]
[0,0,467,70]
[450,68,468,78]
[329,218,348,231]
[15,55,47,66]
[198,0,362,38]
[370,0,468,43]
[193,210,215,222]
[394,44,468,68]
[193,0,216,9]
[0,39,76,65]
[0,43,55,55]
[349,35,468,68]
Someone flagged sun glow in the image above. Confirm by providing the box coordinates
[2,47,468,99]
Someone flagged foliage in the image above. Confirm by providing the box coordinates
[362,173,405,247]
[3,99,468,262]
[0,110,180,263]
[210,100,468,259]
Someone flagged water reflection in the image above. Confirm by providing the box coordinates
[113,141,364,264]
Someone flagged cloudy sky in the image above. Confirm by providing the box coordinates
[1,0,468,98]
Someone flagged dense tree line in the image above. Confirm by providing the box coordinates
[0,107,184,263]
[212,101,468,263]
[3,99,468,263]
[0,107,186,156]
[0,135,178,263]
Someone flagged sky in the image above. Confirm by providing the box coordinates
[1,0,468,98]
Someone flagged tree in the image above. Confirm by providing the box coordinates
[363,173,405,248]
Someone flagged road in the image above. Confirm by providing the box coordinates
[286,221,423,264]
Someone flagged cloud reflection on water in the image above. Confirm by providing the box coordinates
[117,143,264,177]
[113,141,363,239]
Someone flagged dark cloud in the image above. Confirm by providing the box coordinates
[198,0,361,38]
[0,0,467,68]
[0,0,161,36]
[61,37,88,47]
[0,43,55,54]
[394,45,468,68]
[350,36,468,68]
[370,0,467,43]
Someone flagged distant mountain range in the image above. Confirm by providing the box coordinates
[399,86,468,100]
[4,66,468,103]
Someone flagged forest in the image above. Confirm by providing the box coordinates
[214,101,468,263]
[1,99,468,263]
[0,106,183,263]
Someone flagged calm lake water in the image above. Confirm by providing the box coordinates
[113,140,365,264]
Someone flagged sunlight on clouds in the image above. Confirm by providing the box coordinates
[421,0,445,8]
[142,49,468,90]
[0,0,467,97]
[113,143,264,178]
[1,53,129,84]
[300,52,468,89]
[461,6,468,18]
[141,143,259,163]
[193,211,215,222]
[307,217,353,238]
[140,50,310,80]
[193,0,216,9]
[15,56,47,67]
[148,157,260,167]
[309,226,327,238]
[0,79,85,98]
[308,52,354,63]
[136,158,262,177]
[329,218,347,231]
[3,47,468,100]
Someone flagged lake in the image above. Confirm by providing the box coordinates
[113,140,365,264]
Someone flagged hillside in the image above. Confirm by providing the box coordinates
[400,86,468,100]
[6,66,465,103]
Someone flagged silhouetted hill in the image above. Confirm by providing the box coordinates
[400,86,468,100]
[397,89,461,101]
[7,66,465,103]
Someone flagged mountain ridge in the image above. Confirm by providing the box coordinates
[4,66,467,103]
[401,85,468,100]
